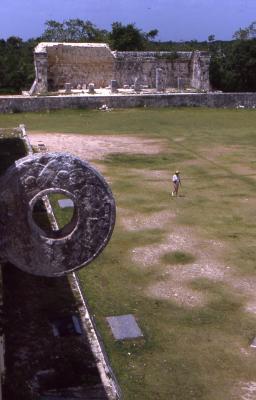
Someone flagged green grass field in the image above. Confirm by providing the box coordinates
[1,108,256,399]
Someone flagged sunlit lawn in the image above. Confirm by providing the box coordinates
[1,107,256,399]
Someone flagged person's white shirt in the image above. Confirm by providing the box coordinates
[172,174,180,183]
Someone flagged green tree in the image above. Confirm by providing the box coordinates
[42,20,66,41]
[42,19,108,42]
[209,39,256,91]
[109,22,145,50]
[233,21,256,40]
[227,39,256,90]
[145,29,159,40]
[208,34,215,43]
[0,36,36,93]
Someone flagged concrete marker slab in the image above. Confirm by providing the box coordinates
[106,314,143,340]
[58,199,74,208]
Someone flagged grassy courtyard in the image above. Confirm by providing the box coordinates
[1,107,256,399]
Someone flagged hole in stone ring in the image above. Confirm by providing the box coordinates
[29,188,78,239]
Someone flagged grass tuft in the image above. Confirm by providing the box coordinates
[161,250,196,265]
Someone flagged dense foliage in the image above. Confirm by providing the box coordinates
[0,37,37,94]
[42,19,108,42]
[210,39,256,91]
[0,19,256,93]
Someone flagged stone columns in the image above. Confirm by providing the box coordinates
[88,83,95,94]
[64,83,72,94]
[190,51,211,91]
[110,80,118,93]
[156,68,165,92]
[134,77,141,92]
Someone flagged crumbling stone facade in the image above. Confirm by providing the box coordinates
[30,43,114,94]
[114,50,210,91]
[30,43,211,95]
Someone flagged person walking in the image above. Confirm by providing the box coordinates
[172,170,181,197]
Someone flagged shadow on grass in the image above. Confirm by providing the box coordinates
[2,263,107,400]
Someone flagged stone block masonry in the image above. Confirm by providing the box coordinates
[30,43,115,95]
[0,92,256,113]
[30,42,211,95]
[114,50,210,91]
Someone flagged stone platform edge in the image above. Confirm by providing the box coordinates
[0,92,256,113]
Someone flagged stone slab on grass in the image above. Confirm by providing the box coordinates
[58,199,74,208]
[106,314,143,340]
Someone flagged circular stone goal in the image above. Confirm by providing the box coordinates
[0,152,116,277]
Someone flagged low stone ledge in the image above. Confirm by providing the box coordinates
[0,92,255,113]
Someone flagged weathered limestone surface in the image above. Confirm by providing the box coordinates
[156,67,165,92]
[0,152,116,277]
[30,42,211,94]
[191,51,211,91]
[1,92,256,113]
[30,43,115,94]
[114,51,210,90]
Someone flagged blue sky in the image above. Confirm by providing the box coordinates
[1,0,256,41]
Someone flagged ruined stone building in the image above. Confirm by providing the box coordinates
[30,42,211,95]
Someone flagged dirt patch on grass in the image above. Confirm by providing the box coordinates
[131,227,226,308]
[129,217,256,310]
[131,169,170,180]
[230,165,256,177]
[149,279,206,307]
[29,132,167,161]
[129,169,171,190]
[240,197,255,207]
[131,227,224,273]
[236,381,256,400]
[119,208,175,231]
[130,218,256,310]
[200,144,243,160]
[28,132,256,313]
[231,276,256,314]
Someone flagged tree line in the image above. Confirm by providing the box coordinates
[0,19,256,94]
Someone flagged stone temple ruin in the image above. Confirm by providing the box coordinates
[30,42,211,95]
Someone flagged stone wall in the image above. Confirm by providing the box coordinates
[47,43,115,90]
[1,92,256,113]
[30,43,210,94]
[114,51,210,90]
[30,43,115,95]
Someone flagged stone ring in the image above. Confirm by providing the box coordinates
[0,152,116,277]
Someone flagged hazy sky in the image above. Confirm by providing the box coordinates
[1,0,256,41]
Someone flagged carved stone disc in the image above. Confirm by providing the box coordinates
[0,152,116,277]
